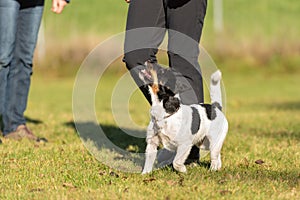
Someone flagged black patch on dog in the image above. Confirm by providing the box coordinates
[157,85,175,102]
[200,104,217,120]
[154,84,180,114]
[163,96,180,114]
[191,107,201,135]
[212,102,222,111]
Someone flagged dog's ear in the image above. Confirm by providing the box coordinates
[163,96,180,114]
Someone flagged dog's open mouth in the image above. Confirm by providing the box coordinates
[140,69,153,82]
[139,61,157,84]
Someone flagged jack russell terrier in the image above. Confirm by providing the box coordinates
[139,61,228,174]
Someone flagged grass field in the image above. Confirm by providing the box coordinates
[0,68,299,199]
[1,0,299,199]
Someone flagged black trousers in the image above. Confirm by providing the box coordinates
[124,0,207,159]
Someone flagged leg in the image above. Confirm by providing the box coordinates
[210,152,222,171]
[166,0,207,160]
[123,0,167,104]
[142,135,160,174]
[173,143,193,173]
[142,121,159,174]
[0,0,20,132]
[208,115,228,171]
[166,0,207,105]
[3,2,44,134]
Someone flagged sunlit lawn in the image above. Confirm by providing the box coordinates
[0,67,299,199]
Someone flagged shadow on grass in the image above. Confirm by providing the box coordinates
[64,121,147,172]
[25,116,43,124]
[198,160,211,169]
[64,121,146,152]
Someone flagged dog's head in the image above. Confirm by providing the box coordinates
[139,61,180,114]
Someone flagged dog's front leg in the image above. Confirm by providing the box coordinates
[142,135,159,174]
[173,143,193,173]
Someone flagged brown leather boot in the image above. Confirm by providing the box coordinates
[4,124,38,141]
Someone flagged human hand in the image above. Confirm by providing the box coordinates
[52,0,68,14]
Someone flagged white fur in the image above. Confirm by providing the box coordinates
[210,70,223,107]
[142,70,228,174]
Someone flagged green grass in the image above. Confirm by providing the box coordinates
[0,68,299,199]
[43,0,128,37]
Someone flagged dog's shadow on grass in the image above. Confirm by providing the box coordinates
[64,121,146,153]
[64,121,147,172]
[198,161,211,169]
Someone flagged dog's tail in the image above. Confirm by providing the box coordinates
[210,70,223,110]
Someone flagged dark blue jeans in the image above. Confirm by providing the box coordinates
[0,0,44,135]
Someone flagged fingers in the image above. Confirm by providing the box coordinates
[52,0,68,14]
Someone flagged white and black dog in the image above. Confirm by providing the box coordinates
[139,61,228,174]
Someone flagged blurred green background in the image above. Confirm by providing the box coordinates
[35,0,300,76]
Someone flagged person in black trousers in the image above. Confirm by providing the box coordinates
[123,0,207,163]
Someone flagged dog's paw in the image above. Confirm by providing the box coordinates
[141,169,151,175]
[209,160,222,171]
[173,163,187,173]
[142,166,153,175]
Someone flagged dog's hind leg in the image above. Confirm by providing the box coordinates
[173,143,193,173]
[210,149,222,171]
[142,135,160,174]
[208,115,228,171]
